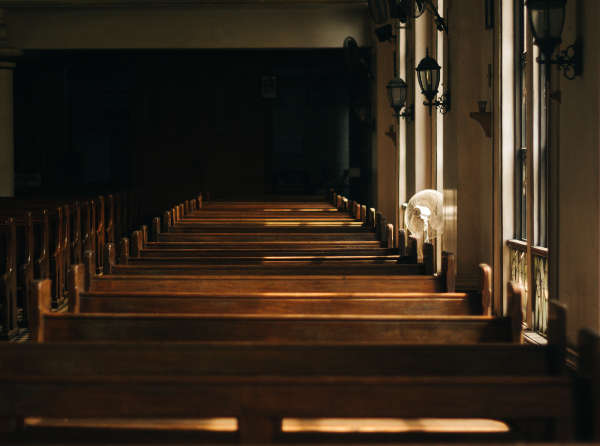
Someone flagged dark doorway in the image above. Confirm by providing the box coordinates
[14,49,372,208]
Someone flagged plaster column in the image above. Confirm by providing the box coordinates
[414,9,433,192]
[0,60,15,197]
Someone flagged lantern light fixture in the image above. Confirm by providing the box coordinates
[415,49,449,115]
[386,77,413,120]
[526,0,581,79]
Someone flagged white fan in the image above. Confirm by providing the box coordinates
[404,189,443,242]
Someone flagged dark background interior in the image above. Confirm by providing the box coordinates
[14,49,372,216]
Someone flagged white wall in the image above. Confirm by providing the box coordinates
[558,0,600,343]
[375,38,397,226]
[443,0,494,289]
[4,4,370,49]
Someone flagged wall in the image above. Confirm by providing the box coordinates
[375,38,396,224]
[443,0,494,289]
[13,50,357,217]
[558,0,600,342]
[4,4,370,49]
[2,1,371,204]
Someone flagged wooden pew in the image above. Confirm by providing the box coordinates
[0,340,572,442]
[109,263,425,275]
[577,328,600,440]
[137,247,397,258]
[0,207,63,306]
[154,233,379,244]
[88,273,445,293]
[32,276,516,343]
[78,292,482,316]
[167,223,369,233]
[0,218,17,340]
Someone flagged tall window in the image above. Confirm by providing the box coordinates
[508,0,548,338]
[515,1,527,241]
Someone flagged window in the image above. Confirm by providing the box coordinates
[508,0,548,337]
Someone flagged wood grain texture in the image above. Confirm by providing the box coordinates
[79,294,479,316]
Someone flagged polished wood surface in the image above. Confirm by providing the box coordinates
[0,195,581,442]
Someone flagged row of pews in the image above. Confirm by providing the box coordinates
[0,191,141,341]
[0,192,598,443]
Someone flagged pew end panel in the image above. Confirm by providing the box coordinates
[106,194,115,243]
[30,279,52,342]
[385,224,394,249]
[132,231,143,258]
[0,218,18,340]
[423,242,434,276]
[361,205,367,224]
[406,235,418,264]
[577,328,600,441]
[479,263,493,316]
[442,252,456,293]
[21,212,35,333]
[398,228,406,256]
[104,243,117,275]
[163,210,172,233]
[71,201,83,264]
[141,225,149,246]
[548,300,567,373]
[83,250,95,292]
[507,282,524,343]
[36,209,51,280]
[96,196,105,275]
[68,264,85,313]
[119,238,130,265]
[152,217,161,242]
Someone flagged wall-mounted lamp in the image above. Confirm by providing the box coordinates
[368,0,447,34]
[392,0,448,32]
[527,0,582,79]
[386,77,413,120]
[416,49,449,115]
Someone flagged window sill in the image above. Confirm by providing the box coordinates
[522,330,547,345]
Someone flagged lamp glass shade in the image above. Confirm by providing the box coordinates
[527,0,566,58]
[416,50,441,102]
[386,77,408,113]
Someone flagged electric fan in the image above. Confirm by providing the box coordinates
[404,189,443,242]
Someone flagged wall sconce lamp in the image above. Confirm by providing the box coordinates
[527,0,582,80]
[386,77,414,120]
[416,49,449,115]
[368,0,447,34]
[391,0,448,32]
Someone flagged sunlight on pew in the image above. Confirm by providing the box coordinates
[24,418,238,432]
[263,222,362,226]
[261,256,388,260]
[262,208,338,212]
[282,418,511,433]
[25,417,510,434]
